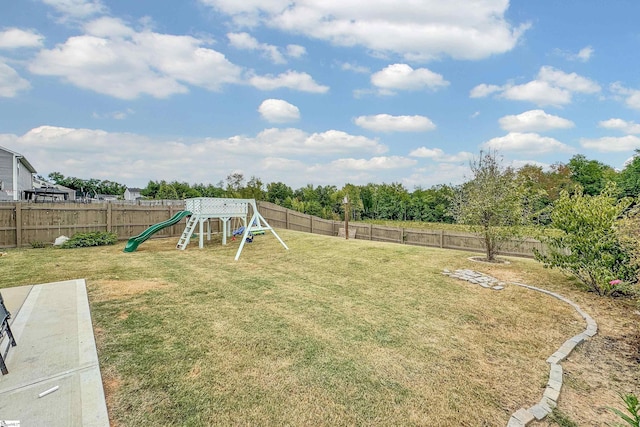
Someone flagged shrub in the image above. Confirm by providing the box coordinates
[534,184,638,296]
[60,231,118,249]
[30,241,47,248]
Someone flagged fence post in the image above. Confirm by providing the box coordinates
[15,203,22,248]
[369,223,372,240]
[310,215,314,234]
[169,205,174,236]
[440,229,444,248]
[106,203,112,233]
[286,210,290,229]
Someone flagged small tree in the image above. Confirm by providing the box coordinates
[534,183,638,296]
[450,151,532,262]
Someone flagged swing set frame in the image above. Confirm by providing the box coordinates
[182,198,288,260]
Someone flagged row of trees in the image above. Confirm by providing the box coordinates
[48,152,639,225]
[45,172,127,198]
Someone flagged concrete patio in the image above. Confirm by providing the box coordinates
[0,279,109,426]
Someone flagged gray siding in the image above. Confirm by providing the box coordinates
[17,158,34,200]
[0,150,35,201]
[0,150,13,201]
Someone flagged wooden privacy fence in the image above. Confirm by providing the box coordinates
[0,201,543,258]
[257,202,542,258]
[0,202,190,248]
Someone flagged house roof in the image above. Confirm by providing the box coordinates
[0,145,37,173]
[126,187,143,192]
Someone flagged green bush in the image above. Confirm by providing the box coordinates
[60,231,118,249]
[534,184,638,296]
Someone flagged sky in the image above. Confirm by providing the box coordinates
[1,0,640,190]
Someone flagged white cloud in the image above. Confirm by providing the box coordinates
[576,46,594,62]
[537,66,600,93]
[340,62,370,74]
[500,81,571,106]
[409,147,473,163]
[92,108,135,120]
[327,156,417,171]
[0,28,44,49]
[482,132,574,155]
[206,128,387,157]
[354,114,435,132]
[226,31,260,49]
[404,163,469,187]
[4,125,387,187]
[580,135,640,152]
[499,110,574,132]
[249,70,329,93]
[371,64,448,95]
[227,32,286,64]
[286,44,306,58]
[610,83,640,110]
[0,62,31,97]
[28,19,242,99]
[303,156,421,186]
[226,33,305,64]
[470,66,601,107]
[200,0,529,61]
[258,99,300,123]
[599,118,640,134]
[41,0,107,20]
[83,16,135,38]
[469,83,502,98]
[555,45,594,62]
[511,159,550,170]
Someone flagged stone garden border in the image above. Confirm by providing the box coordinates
[442,270,597,427]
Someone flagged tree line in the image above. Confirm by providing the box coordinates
[47,152,640,224]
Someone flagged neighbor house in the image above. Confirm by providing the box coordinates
[0,146,36,201]
[124,187,142,201]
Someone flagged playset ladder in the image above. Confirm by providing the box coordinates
[176,215,197,250]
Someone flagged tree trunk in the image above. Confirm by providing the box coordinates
[484,228,495,261]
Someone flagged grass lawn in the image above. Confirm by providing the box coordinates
[0,230,638,426]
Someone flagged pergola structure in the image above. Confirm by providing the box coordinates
[176,197,288,260]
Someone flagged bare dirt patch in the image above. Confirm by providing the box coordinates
[468,255,511,264]
[187,361,202,380]
[531,301,640,426]
[102,368,123,427]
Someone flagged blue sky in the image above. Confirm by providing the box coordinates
[1,0,639,189]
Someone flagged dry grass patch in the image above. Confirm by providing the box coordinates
[0,230,637,425]
[101,366,124,427]
[89,279,173,303]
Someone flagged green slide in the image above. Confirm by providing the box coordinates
[123,210,191,252]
